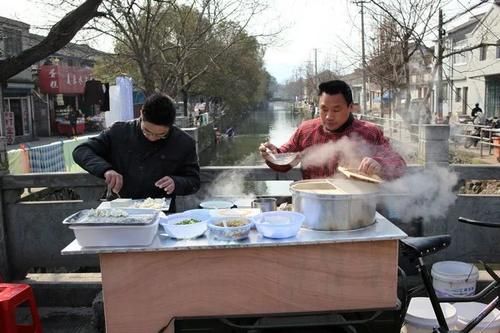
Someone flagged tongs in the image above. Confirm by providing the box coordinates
[105,187,121,201]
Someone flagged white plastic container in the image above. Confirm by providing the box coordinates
[454,302,500,333]
[70,218,159,247]
[252,211,305,239]
[405,297,458,333]
[109,198,133,208]
[431,261,479,297]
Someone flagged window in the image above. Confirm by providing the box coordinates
[2,27,22,57]
[453,40,467,65]
[456,87,461,102]
[496,40,500,58]
[442,84,448,101]
[480,45,487,61]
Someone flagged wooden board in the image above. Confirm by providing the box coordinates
[337,166,383,184]
[100,240,399,333]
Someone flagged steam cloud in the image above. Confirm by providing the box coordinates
[379,166,458,223]
[298,136,458,223]
[300,136,371,169]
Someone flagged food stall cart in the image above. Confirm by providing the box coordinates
[62,212,407,333]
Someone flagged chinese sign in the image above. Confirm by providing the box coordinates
[39,65,92,94]
[4,112,15,144]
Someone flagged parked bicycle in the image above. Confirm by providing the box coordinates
[399,216,500,333]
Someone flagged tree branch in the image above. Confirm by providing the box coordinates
[0,0,104,82]
[443,42,499,58]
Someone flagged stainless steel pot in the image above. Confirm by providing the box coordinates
[289,178,380,231]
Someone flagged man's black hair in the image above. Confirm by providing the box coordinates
[318,80,353,105]
[141,93,176,126]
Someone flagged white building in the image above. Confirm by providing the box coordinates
[446,3,500,118]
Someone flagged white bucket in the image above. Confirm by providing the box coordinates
[405,297,458,333]
[454,302,500,333]
[431,261,479,297]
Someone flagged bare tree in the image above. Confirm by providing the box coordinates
[365,0,441,115]
[76,0,278,115]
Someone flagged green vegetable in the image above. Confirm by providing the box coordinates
[176,218,201,225]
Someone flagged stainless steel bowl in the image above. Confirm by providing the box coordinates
[289,179,379,231]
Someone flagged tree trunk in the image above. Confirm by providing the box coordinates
[181,89,189,117]
[404,60,411,116]
[380,86,384,118]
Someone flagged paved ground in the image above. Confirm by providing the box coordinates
[17,307,99,333]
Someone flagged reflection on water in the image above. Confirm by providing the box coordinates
[198,102,306,197]
[199,102,304,166]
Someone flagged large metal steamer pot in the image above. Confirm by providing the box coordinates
[289,178,380,231]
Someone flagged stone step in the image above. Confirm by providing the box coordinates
[17,273,102,307]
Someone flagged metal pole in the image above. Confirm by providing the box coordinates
[314,48,318,95]
[361,1,368,115]
[436,9,444,119]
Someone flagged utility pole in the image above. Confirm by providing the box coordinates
[436,9,444,120]
[354,1,368,114]
[314,48,318,84]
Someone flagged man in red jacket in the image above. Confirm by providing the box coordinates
[259,80,406,180]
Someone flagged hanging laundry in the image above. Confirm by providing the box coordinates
[27,141,65,173]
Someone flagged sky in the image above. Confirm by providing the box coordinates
[3,0,489,84]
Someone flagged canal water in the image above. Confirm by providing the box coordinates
[197,102,307,198]
[199,102,305,166]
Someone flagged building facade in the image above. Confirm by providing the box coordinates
[446,4,500,118]
[1,15,106,143]
[0,17,35,144]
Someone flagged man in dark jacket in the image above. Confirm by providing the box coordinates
[73,93,200,211]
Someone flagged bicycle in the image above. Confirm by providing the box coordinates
[399,216,500,333]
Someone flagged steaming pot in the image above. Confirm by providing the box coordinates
[289,178,379,231]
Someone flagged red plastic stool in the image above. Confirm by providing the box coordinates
[0,283,43,333]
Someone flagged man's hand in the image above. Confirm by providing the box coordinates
[155,176,175,195]
[358,157,382,176]
[104,170,123,194]
[259,142,278,161]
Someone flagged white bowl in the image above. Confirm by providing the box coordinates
[208,216,252,241]
[183,209,212,221]
[160,213,208,239]
[252,211,305,239]
[209,208,261,219]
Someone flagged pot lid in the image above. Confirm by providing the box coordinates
[337,166,383,184]
[289,178,379,195]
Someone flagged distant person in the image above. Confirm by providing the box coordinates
[73,93,200,212]
[309,102,315,118]
[471,103,482,118]
[67,105,82,137]
[259,80,406,180]
[214,127,222,144]
[225,127,235,137]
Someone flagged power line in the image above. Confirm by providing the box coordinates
[455,0,500,42]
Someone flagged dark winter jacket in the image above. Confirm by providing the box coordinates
[73,119,200,210]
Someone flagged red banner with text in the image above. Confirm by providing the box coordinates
[39,65,92,94]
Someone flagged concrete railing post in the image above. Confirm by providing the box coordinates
[0,136,10,279]
[418,124,450,167]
